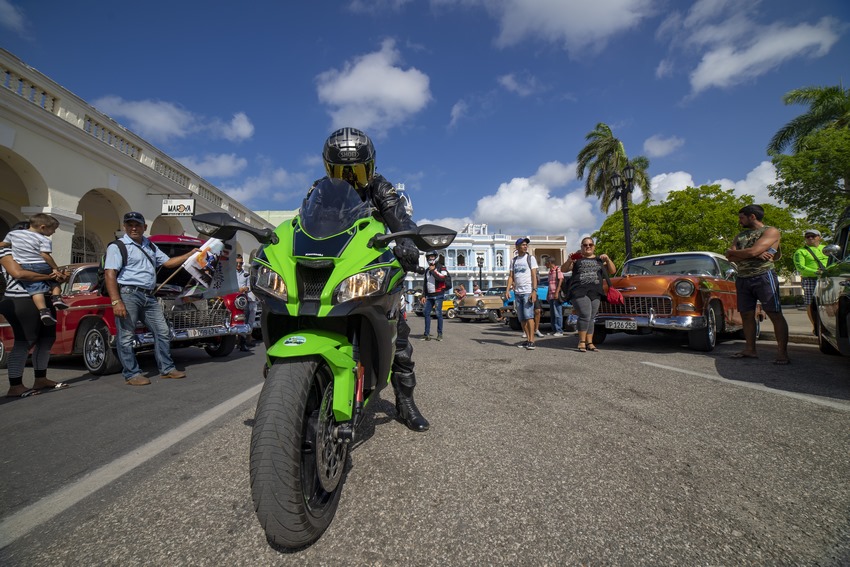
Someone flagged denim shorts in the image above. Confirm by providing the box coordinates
[515,293,535,321]
[19,262,52,295]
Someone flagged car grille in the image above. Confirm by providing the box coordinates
[598,296,673,315]
[161,298,230,329]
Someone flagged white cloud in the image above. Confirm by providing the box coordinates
[643,134,684,158]
[0,0,25,34]
[472,161,596,234]
[91,96,255,144]
[175,153,248,178]
[497,72,540,97]
[712,160,778,204]
[657,2,843,95]
[221,166,310,204]
[689,18,841,93]
[215,112,254,142]
[482,0,656,55]
[648,171,695,203]
[316,38,432,136]
[417,216,475,234]
[449,100,468,129]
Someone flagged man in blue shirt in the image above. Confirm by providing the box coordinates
[103,211,198,386]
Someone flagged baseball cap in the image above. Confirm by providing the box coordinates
[804,229,821,237]
[123,211,146,224]
[515,237,530,246]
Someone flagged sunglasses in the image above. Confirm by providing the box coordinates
[805,234,819,238]
[581,243,594,248]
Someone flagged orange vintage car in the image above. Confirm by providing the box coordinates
[594,251,761,351]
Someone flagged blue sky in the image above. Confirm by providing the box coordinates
[2,0,847,246]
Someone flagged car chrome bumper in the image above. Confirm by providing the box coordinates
[456,308,491,319]
[114,324,252,348]
[595,314,707,331]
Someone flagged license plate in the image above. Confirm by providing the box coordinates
[605,320,637,330]
[187,327,216,338]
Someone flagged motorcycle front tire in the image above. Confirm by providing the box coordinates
[250,357,347,549]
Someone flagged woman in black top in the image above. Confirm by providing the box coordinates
[561,237,616,352]
[0,225,69,398]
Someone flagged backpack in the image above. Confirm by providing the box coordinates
[97,240,128,296]
[95,239,161,296]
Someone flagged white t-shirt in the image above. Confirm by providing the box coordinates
[4,229,52,264]
[511,253,538,294]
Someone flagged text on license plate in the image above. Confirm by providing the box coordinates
[187,327,216,338]
[605,320,637,330]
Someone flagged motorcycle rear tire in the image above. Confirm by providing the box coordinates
[250,357,347,549]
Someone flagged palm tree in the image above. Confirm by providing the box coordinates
[767,84,850,154]
[576,122,651,213]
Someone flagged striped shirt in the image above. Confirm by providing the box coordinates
[0,247,31,298]
[2,229,52,264]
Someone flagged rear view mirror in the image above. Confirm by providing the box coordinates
[192,213,279,245]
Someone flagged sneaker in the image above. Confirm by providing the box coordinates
[553,332,564,337]
[525,343,536,350]
[39,309,56,325]
[51,296,69,310]
[436,334,443,341]
[517,341,528,349]
[421,335,431,341]
[535,330,544,337]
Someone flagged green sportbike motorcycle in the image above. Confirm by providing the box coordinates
[192,178,455,549]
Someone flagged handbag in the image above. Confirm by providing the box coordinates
[601,265,625,305]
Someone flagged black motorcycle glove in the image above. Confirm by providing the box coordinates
[393,239,420,273]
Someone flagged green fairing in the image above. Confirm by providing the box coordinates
[266,330,355,421]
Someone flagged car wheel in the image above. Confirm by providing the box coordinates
[205,335,237,357]
[507,317,522,331]
[446,308,456,319]
[487,310,500,323]
[415,312,424,317]
[0,339,7,369]
[83,325,122,375]
[459,317,471,323]
[817,319,840,356]
[252,327,263,341]
[688,303,719,352]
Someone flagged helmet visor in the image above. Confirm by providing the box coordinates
[325,161,374,188]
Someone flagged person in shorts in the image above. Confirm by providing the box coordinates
[505,237,538,350]
[725,204,790,364]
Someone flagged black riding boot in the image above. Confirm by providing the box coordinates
[391,372,430,432]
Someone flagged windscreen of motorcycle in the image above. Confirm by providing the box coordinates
[299,178,375,239]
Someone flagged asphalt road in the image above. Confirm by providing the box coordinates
[1,320,848,566]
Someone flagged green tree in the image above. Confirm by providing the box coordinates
[594,185,805,274]
[768,128,850,227]
[576,122,651,213]
[767,84,850,154]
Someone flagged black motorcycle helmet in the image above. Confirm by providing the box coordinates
[322,127,376,189]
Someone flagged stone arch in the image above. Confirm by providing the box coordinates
[73,189,132,264]
[0,147,49,226]
[149,215,187,236]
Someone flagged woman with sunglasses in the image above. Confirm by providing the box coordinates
[561,237,616,352]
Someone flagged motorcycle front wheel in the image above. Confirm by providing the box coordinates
[250,357,348,549]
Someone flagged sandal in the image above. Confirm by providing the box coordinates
[586,344,598,352]
[577,342,587,353]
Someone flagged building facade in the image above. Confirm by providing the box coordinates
[0,49,273,264]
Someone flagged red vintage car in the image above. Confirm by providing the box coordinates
[594,251,762,351]
[0,234,252,374]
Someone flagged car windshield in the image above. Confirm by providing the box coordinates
[299,177,375,238]
[623,254,720,277]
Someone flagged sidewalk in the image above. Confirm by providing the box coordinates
[760,305,817,345]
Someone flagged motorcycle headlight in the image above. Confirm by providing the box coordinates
[674,279,695,297]
[334,268,388,304]
[254,265,288,301]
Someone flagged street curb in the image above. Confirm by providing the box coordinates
[760,331,818,345]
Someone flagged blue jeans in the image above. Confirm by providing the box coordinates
[549,299,563,333]
[19,262,52,295]
[423,294,444,336]
[116,288,175,379]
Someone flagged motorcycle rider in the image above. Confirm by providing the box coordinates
[317,127,429,432]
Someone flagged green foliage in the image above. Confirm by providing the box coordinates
[768,127,850,227]
[594,185,807,274]
[767,84,850,154]
[576,122,651,213]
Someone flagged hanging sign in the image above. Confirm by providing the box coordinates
[161,198,195,216]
